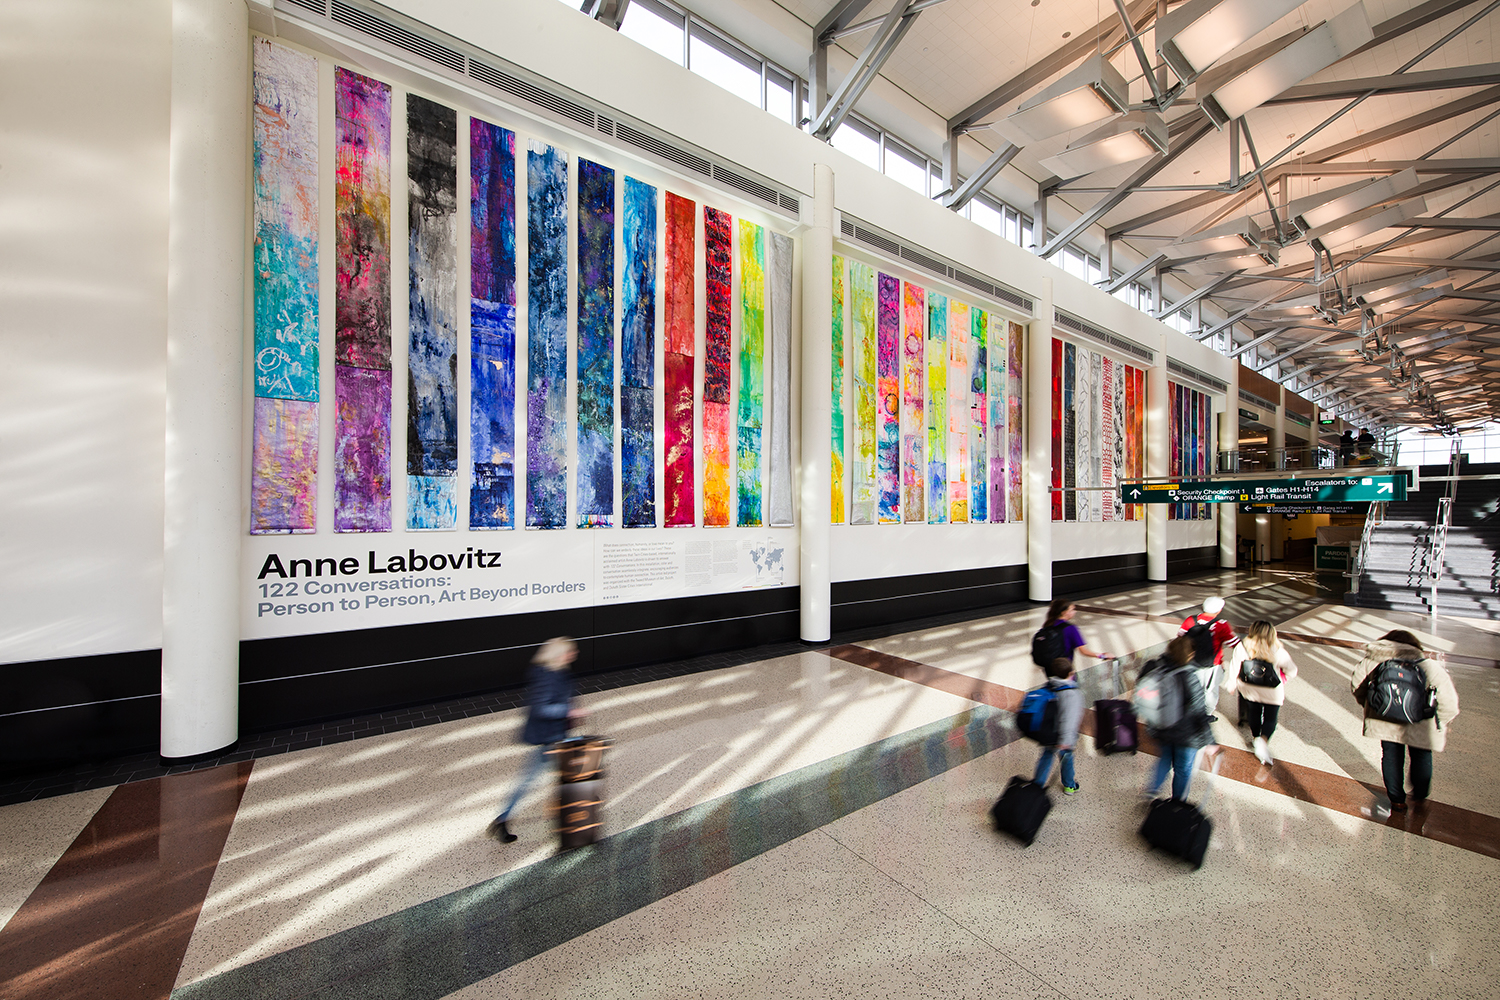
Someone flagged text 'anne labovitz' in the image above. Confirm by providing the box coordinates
[256,549,504,580]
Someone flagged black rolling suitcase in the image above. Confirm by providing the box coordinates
[548,735,613,850]
[1095,659,1139,755]
[1140,754,1220,869]
[990,776,1052,846]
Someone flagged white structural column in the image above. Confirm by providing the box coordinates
[1218,364,1238,568]
[1025,277,1054,601]
[1145,336,1169,581]
[161,0,249,759]
[799,163,835,641]
[1269,389,1287,560]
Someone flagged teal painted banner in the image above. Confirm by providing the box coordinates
[1122,474,1407,504]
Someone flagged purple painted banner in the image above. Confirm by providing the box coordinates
[876,272,900,523]
[334,366,392,532]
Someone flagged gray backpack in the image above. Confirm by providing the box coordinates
[1134,660,1187,731]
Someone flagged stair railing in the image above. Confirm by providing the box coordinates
[1349,500,1386,595]
[1426,441,1462,629]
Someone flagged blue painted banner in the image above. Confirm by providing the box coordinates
[576,158,615,528]
[526,141,568,529]
[621,177,657,528]
[469,118,516,529]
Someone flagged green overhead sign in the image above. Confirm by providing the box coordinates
[1121,475,1407,505]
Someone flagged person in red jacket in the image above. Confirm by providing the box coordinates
[1177,596,1238,722]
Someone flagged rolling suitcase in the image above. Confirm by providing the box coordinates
[549,735,613,850]
[1095,660,1138,754]
[1139,754,1220,869]
[990,776,1052,846]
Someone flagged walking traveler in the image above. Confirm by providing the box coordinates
[1138,635,1215,801]
[1224,620,1297,765]
[1177,596,1237,722]
[488,637,584,843]
[1351,630,1459,812]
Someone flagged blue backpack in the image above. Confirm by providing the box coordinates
[1017,683,1070,744]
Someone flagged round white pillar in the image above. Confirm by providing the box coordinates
[1025,277,1054,601]
[1145,337,1169,581]
[1218,365,1238,568]
[799,163,834,642]
[1270,390,1287,559]
[161,0,248,759]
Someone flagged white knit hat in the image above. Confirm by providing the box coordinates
[1203,596,1225,616]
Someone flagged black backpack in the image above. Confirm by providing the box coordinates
[1031,622,1067,667]
[1364,659,1438,725]
[1185,618,1218,664]
[1239,657,1280,688]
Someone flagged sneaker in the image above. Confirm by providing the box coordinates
[1252,737,1272,766]
[486,818,518,843]
[1390,800,1408,813]
[1062,784,1080,795]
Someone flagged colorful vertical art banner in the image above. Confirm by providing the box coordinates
[848,261,877,525]
[1131,366,1145,520]
[406,94,459,531]
[576,159,616,528]
[830,256,846,524]
[1076,349,1094,522]
[250,40,319,534]
[1169,382,1182,520]
[987,316,1005,522]
[621,177,657,528]
[968,308,987,523]
[469,119,516,530]
[737,219,765,526]
[768,232,794,527]
[900,281,925,523]
[1006,321,1023,523]
[876,273,901,524]
[1063,342,1076,522]
[702,206,733,527]
[664,193,696,527]
[926,292,947,523]
[1111,361,1126,521]
[947,300,970,523]
[526,141,568,529]
[333,68,392,533]
[1100,356,1115,522]
[1050,337,1062,520]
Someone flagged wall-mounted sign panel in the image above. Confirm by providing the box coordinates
[1123,475,1406,504]
[1239,502,1366,514]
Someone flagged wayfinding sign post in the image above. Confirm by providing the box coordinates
[1120,475,1407,505]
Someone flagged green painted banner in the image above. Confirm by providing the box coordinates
[1122,475,1407,504]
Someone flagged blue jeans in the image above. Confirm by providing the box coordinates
[1148,743,1200,800]
[497,743,551,821]
[1035,746,1076,788]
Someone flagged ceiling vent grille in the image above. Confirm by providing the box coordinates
[838,217,1033,315]
[468,59,595,129]
[1053,310,1155,364]
[614,123,712,177]
[331,1,464,73]
[1239,387,1279,412]
[1169,359,1228,394]
[275,0,798,215]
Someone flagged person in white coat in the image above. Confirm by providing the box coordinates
[1224,620,1297,766]
[1350,629,1460,812]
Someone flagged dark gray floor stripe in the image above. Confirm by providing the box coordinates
[171,706,1010,1000]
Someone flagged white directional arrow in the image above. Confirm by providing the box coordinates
[1129,488,1142,499]
[1378,482,1393,494]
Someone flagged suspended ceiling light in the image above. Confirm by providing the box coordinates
[1157,0,1311,83]
[1352,269,1449,308]
[1305,197,1428,252]
[1197,3,1373,128]
[1039,112,1167,177]
[1166,216,1278,270]
[1291,168,1420,232]
[1004,54,1129,143]
[1374,284,1453,312]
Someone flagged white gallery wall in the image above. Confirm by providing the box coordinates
[0,0,1235,669]
[0,0,172,664]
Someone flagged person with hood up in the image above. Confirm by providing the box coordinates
[1350,629,1460,812]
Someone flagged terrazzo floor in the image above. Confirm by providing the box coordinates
[2,567,1497,999]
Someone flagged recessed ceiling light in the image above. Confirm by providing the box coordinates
[1287,133,1296,139]
[1063,31,1071,37]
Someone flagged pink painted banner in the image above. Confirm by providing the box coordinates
[900,281,925,522]
[1101,355,1115,522]
[876,272,901,523]
[1006,320,1023,523]
[250,398,318,533]
[947,301,970,522]
[663,193,696,526]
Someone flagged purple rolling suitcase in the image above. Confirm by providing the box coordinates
[1095,660,1138,754]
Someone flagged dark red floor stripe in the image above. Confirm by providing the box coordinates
[829,643,1500,860]
[0,761,252,999]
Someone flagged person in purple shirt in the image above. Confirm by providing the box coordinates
[1044,598,1112,664]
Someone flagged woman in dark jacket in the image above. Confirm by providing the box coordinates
[1141,635,1215,801]
[488,637,579,843]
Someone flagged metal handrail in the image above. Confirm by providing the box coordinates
[1349,500,1386,594]
[1426,442,1462,628]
